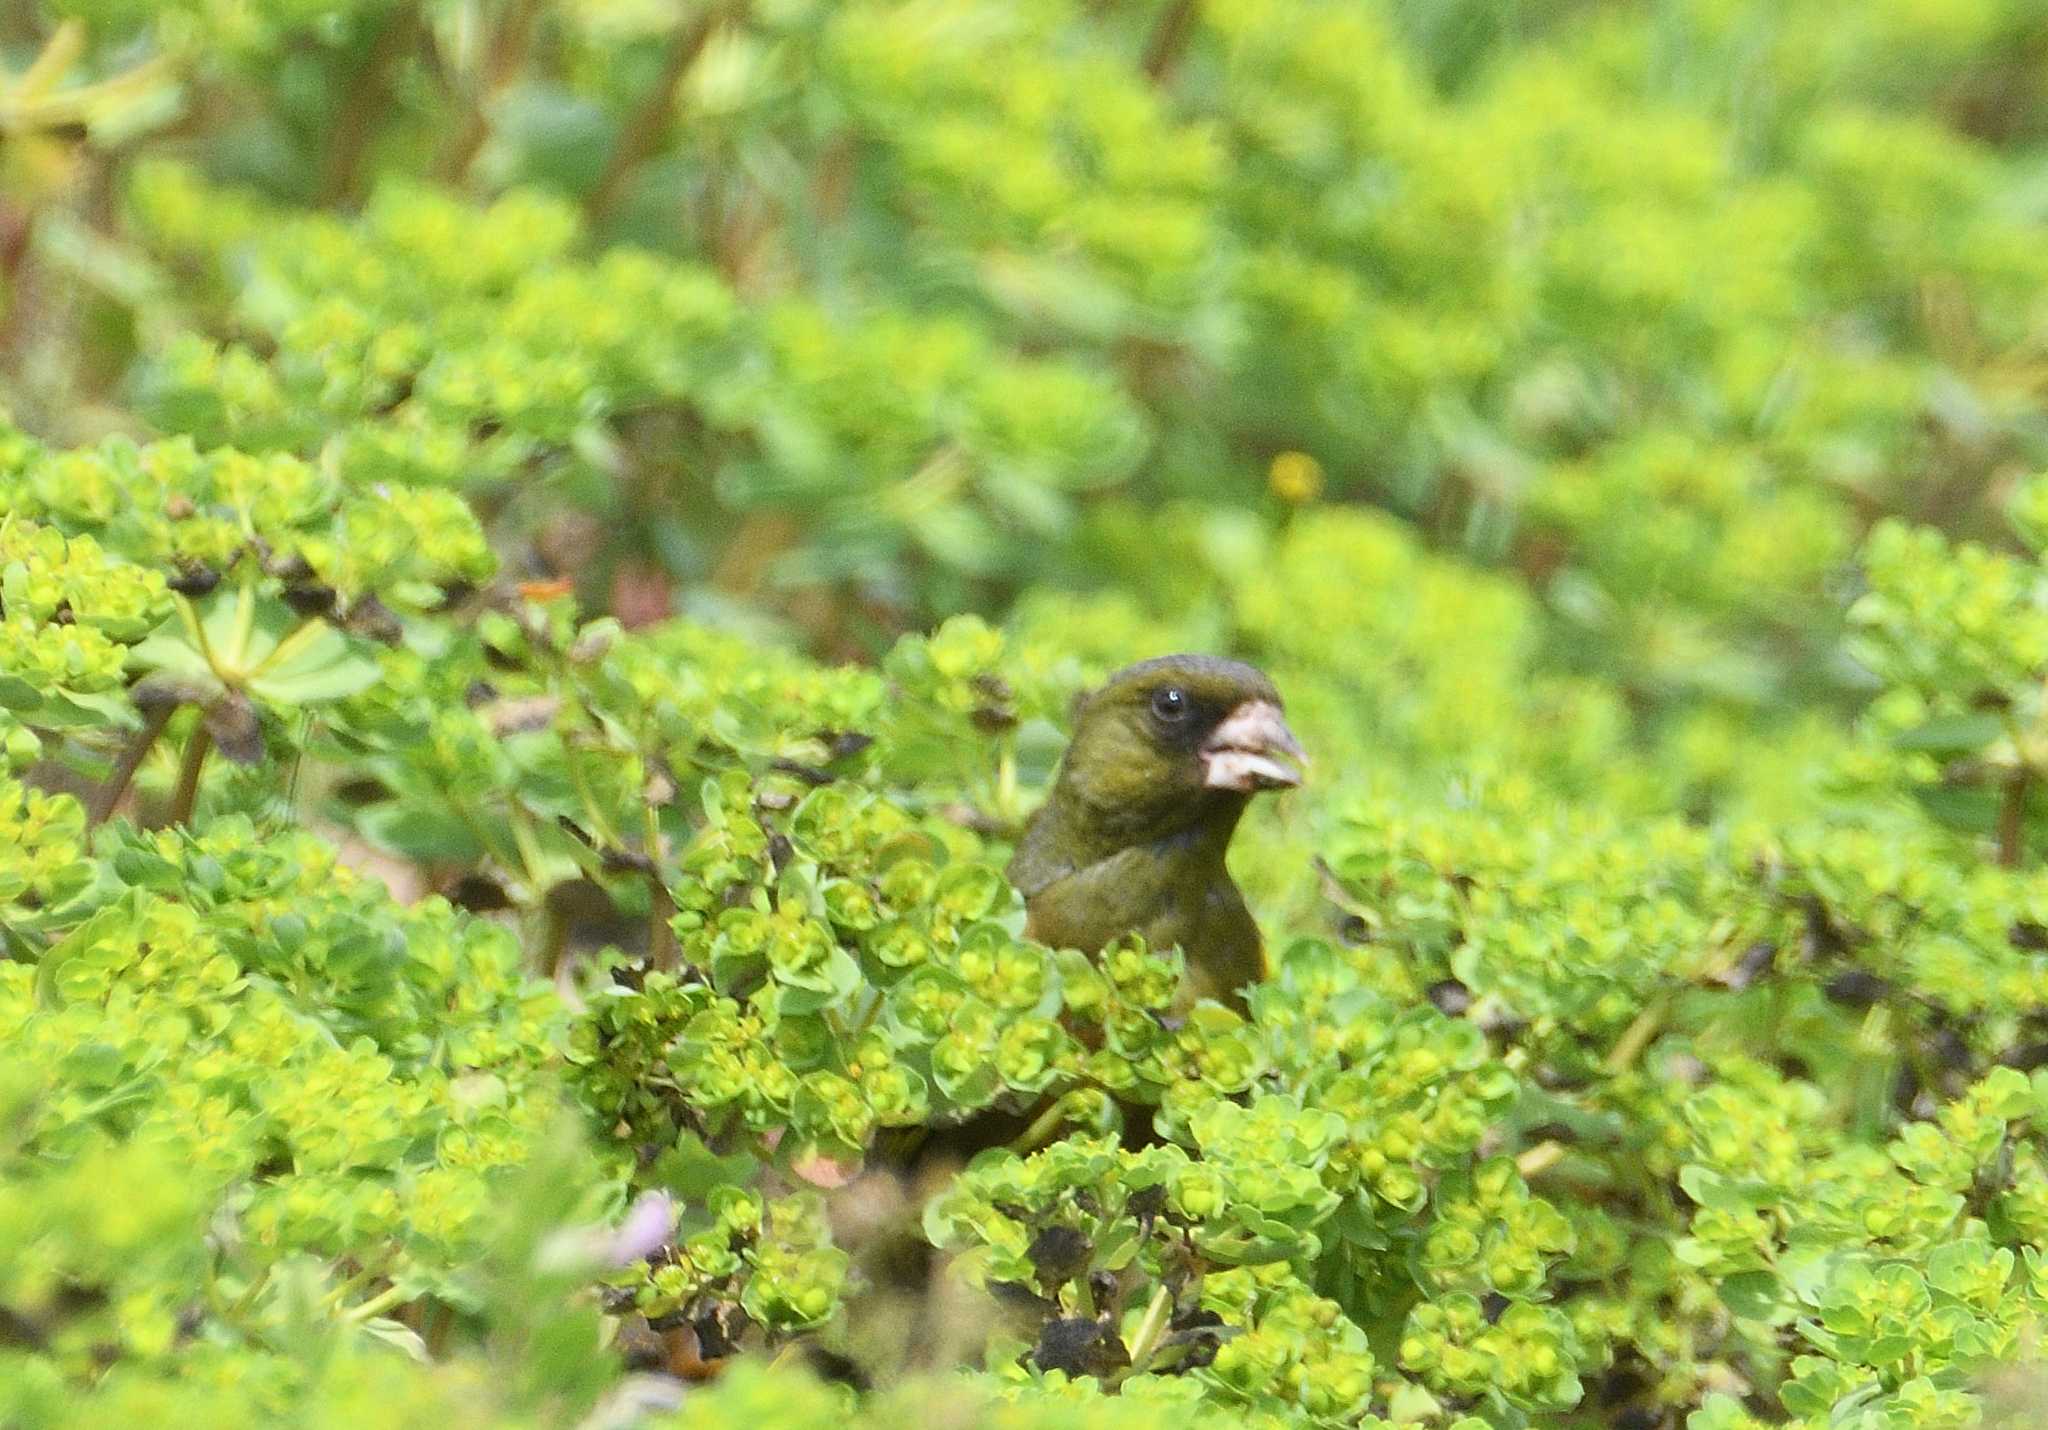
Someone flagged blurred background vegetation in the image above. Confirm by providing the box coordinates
[9,0,2045,702]
[16,1,2048,1425]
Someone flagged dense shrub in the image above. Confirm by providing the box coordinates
[11,1,2048,1427]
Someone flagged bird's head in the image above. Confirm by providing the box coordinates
[1049,654,1306,852]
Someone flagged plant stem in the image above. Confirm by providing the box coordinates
[321,1266,376,1311]
[14,20,85,103]
[1997,766,2030,867]
[994,741,1018,823]
[167,725,212,828]
[175,593,222,673]
[644,803,677,972]
[504,804,553,893]
[1516,1139,1566,1179]
[227,1266,274,1323]
[1141,0,1200,84]
[1119,1283,1175,1383]
[1603,1000,1665,1074]
[585,5,730,227]
[89,701,174,827]
[435,0,543,184]
[1007,1095,1076,1156]
[340,1282,411,1324]
[845,986,883,1043]
[321,3,422,207]
[566,742,622,848]
[540,899,568,980]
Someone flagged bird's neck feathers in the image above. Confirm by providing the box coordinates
[1015,773,1248,893]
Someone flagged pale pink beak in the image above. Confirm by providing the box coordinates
[1201,700,1306,792]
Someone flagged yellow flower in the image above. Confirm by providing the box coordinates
[1268,450,1325,504]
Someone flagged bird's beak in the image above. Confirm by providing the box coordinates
[1201,700,1307,792]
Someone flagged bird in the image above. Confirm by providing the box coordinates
[1007,654,1306,1012]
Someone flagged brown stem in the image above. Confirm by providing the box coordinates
[1998,767,2030,867]
[320,3,422,207]
[89,702,175,827]
[714,175,773,291]
[810,132,856,228]
[1141,0,1200,84]
[434,0,543,184]
[167,726,212,829]
[585,5,729,227]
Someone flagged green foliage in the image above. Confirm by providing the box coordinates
[0,813,582,1418]
[11,0,2048,1425]
[125,163,1145,608]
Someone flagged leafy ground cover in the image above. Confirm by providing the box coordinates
[9,2,2048,1426]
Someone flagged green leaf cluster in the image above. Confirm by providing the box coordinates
[16,0,2048,1425]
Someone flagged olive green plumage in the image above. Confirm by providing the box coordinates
[1007,654,1305,1011]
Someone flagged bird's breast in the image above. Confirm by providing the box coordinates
[1020,844,1262,1002]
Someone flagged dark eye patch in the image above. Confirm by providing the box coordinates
[1145,684,1225,753]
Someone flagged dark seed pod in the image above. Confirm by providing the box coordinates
[167,561,222,597]
[345,594,404,645]
[826,731,875,761]
[1427,978,1473,1016]
[203,694,266,766]
[281,583,337,617]
[1026,1223,1093,1290]
[131,673,216,713]
[1031,1316,1129,1378]
[1824,969,1892,1008]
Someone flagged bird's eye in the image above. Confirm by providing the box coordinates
[1151,686,1189,721]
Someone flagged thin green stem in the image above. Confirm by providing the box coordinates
[175,593,218,671]
[994,740,1018,823]
[451,798,523,879]
[1516,1139,1566,1179]
[1007,1096,1076,1156]
[507,803,552,894]
[1117,1284,1175,1385]
[644,802,677,972]
[228,580,256,670]
[321,1266,377,1311]
[567,741,622,848]
[339,1282,411,1324]
[226,1266,273,1324]
[845,986,884,1043]
[283,711,314,821]
[1603,999,1666,1074]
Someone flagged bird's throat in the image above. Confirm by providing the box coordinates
[1033,780,1248,888]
